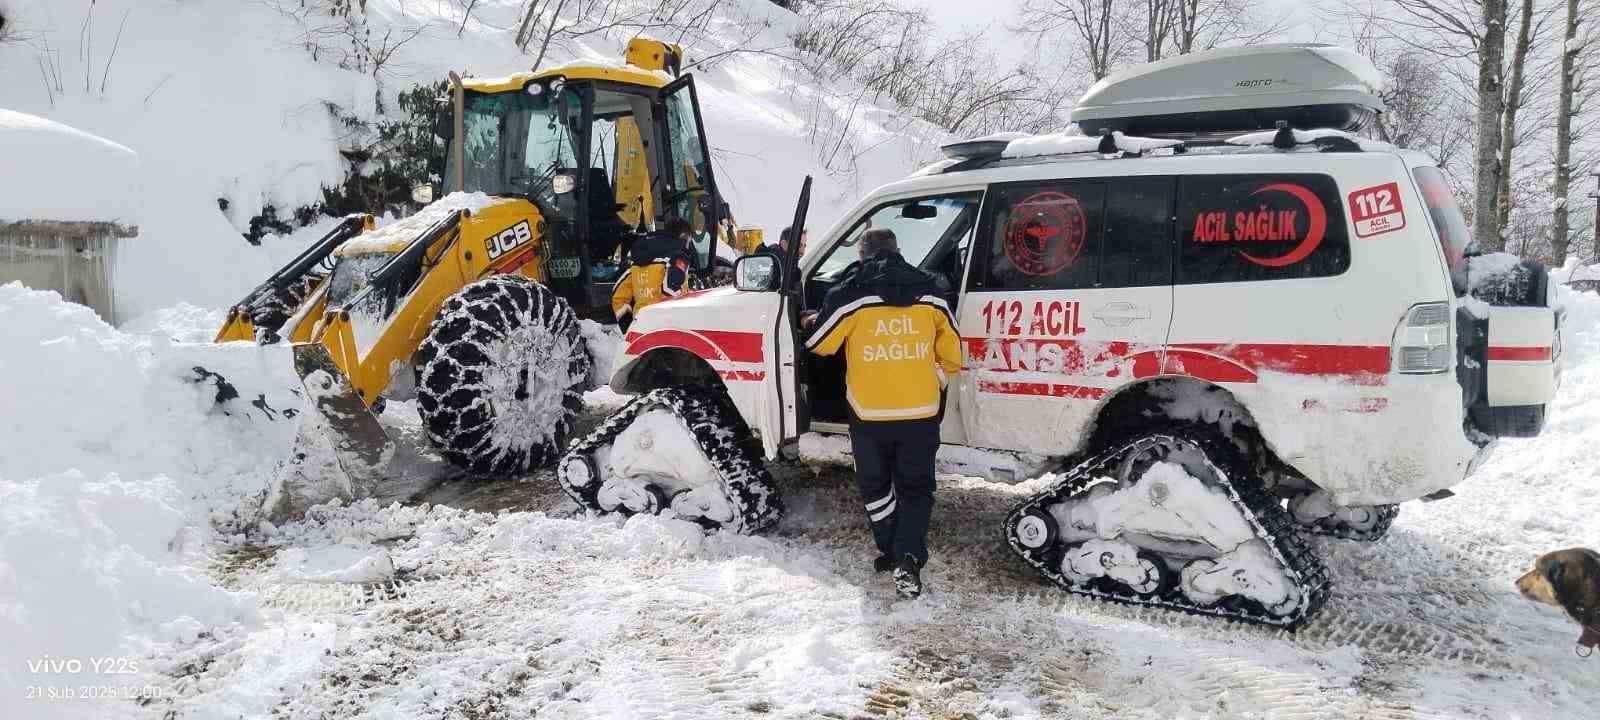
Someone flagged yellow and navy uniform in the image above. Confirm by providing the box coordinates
[804,254,962,422]
[612,232,691,329]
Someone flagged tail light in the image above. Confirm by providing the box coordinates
[1393,302,1452,374]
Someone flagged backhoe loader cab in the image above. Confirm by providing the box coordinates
[216,39,747,519]
[433,49,729,311]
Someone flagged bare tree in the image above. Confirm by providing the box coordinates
[1551,0,1594,262]
[1493,0,1552,240]
[911,30,1074,135]
[1015,0,1134,80]
[1378,0,1509,250]
[513,0,729,71]
[1170,0,1286,55]
[1145,0,1176,62]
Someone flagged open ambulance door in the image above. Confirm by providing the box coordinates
[772,176,812,457]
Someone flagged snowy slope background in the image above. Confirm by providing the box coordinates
[0,0,945,317]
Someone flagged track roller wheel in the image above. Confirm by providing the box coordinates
[1287,489,1399,541]
[1013,508,1059,551]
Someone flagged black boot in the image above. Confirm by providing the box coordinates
[873,555,893,573]
[893,554,922,599]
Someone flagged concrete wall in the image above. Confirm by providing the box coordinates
[0,221,133,324]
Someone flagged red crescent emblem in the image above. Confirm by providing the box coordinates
[1002,191,1086,277]
[1238,183,1327,268]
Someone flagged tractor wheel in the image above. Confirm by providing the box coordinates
[414,275,591,477]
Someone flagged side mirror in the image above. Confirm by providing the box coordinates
[734,254,780,292]
[411,184,434,205]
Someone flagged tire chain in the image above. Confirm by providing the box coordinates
[558,386,783,534]
[1004,424,1331,629]
[414,275,589,477]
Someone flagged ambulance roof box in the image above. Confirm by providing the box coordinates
[1070,44,1386,137]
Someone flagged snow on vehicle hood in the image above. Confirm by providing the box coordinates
[336,192,500,255]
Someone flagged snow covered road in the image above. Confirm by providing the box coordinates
[155,418,1600,718]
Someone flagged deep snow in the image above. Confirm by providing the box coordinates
[0,109,138,224]
[1,283,1598,718]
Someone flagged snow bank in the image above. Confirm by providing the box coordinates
[0,284,305,718]
[0,109,139,224]
[1225,127,1392,151]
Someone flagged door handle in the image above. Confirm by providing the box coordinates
[1092,301,1151,327]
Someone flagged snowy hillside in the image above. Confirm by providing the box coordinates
[0,0,942,317]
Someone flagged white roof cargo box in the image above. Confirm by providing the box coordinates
[1071,44,1385,136]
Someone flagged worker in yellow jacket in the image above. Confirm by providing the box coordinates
[803,227,961,598]
[612,218,692,331]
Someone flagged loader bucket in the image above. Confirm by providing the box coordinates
[261,343,396,522]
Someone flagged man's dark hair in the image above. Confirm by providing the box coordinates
[859,228,898,258]
[779,227,792,244]
[665,217,692,238]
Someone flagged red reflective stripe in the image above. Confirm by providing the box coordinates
[492,248,537,276]
[719,370,767,382]
[964,337,1389,382]
[977,379,1106,400]
[1157,348,1258,383]
[624,328,764,364]
[1487,346,1552,361]
[699,330,764,363]
[1173,342,1390,377]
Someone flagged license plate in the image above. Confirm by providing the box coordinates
[547,257,581,279]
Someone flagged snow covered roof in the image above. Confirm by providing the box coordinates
[1002,131,1182,159]
[0,109,139,227]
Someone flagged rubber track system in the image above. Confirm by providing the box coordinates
[558,387,782,534]
[1005,426,1330,629]
[1295,502,1399,542]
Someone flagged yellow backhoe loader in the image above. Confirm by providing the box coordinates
[215,38,758,518]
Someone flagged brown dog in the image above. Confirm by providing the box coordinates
[1518,548,1600,651]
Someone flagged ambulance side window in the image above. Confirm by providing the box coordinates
[1100,177,1174,288]
[975,181,1105,291]
[1177,174,1350,284]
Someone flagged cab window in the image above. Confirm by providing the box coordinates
[811,194,982,282]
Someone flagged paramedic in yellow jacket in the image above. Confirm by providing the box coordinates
[803,228,961,599]
[612,218,693,331]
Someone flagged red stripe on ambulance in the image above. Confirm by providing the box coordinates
[1486,346,1552,361]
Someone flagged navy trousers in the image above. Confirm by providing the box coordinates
[848,418,939,565]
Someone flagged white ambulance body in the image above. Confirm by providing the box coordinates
[568,44,1561,627]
